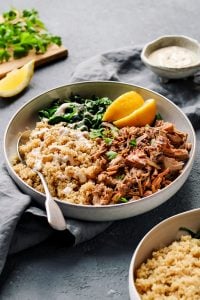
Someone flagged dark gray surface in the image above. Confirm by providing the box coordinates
[0,1,200,299]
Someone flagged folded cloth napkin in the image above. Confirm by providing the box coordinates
[1,46,200,274]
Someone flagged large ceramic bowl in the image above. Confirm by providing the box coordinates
[4,81,196,221]
[129,208,200,299]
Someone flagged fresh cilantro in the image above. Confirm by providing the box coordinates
[104,137,113,145]
[51,36,62,46]
[89,128,104,139]
[156,113,163,120]
[3,10,17,20]
[129,139,137,147]
[106,151,117,160]
[119,197,129,203]
[0,8,63,63]
[90,130,114,143]
[13,45,29,58]
[116,174,125,180]
[0,49,10,63]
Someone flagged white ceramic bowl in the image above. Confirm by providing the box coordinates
[141,35,200,79]
[4,81,196,221]
[129,208,200,299]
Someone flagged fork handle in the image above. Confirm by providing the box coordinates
[36,171,67,231]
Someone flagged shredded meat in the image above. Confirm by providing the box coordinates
[91,121,191,205]
[163,157,184,172]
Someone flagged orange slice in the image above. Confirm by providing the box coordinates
[113,99,156,128]
[102,91,144,122]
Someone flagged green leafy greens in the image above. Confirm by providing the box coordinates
[39,94,113,131]
[0,8,62,62]
[179,227,200,239]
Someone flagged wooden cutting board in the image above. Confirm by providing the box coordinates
[0,44,68,78]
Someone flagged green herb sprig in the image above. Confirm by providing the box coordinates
[115,174,125,180]
[119,197,129,203]
[129,139,137,147]
[106,151,117,160]
[156,113,163,120]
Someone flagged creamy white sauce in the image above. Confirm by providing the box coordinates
[53,103,71,117]
[62,186,73,194]
[31,147,41,156]
[34,158,42,171]
[59,127,70,135]
[49,145,66,151]
[52,153,69,164]
[57,174,67,180]
[31,128,49,137]
[75,131,88,138]
[77,170,86,183]
[148,46,199,68]
[74,131,92,148]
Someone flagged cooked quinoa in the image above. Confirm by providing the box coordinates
[13,121,101,205]
[135,235,200,300]
[13,120,191,205]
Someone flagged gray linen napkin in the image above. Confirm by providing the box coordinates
[1,46,200,274]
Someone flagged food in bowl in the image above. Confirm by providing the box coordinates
[141,35,200,79]
[134,229,200,299]
[12,92,191,206]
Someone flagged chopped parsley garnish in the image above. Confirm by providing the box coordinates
[129,139,137,147]
[156,113,163,120]
[106,151,117,160]
[116,174,125,180]
[119,197,129,203]
[104,137,113,145]
[90,129,113,141]
[0,8,62,62]
[90,128,104,139]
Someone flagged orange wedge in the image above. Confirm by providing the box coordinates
[102,91,144,122]
[113,99,156,128]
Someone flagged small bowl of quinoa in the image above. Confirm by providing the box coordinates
[129,208,200,300]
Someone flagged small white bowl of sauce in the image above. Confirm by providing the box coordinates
[141,35,200,79]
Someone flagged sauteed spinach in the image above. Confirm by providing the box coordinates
[38,94,112,131]
[179,227,200,239]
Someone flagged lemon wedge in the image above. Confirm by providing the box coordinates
[0,60,35,97]
[113,99,157,128]
[102,91,144,122]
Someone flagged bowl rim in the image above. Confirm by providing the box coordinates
[3,80,197,211]
[129,207,200,298]
[141,34,200,71]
